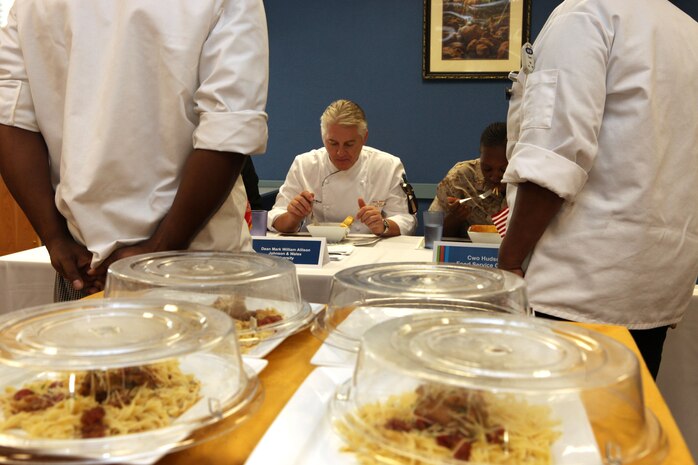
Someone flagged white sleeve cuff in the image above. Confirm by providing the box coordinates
[193,110,268,155]
[0,80,39,131]
[388,213,417,236]
[503,142,588,201]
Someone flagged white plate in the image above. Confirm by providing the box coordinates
[0,355,266,464]
[311,307,422,366]
[242,358,269,375]
[280,232,380,246]
[242,302,324,358]
[310,343,357,368]
[241,335,286,358]
[246,367,603,465]
[344,235,381,247]
[245,367,354,465]
[133,290,321,359]
[131,358,266,465]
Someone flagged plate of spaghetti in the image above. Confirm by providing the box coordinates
[121,290,316,358]
[0,360,201,441]
[0,299,264,464]
[315,311,614,465]
[332,383,567,464]
[104,251,315,358]
[210,294,313,357]
[246,367,602,465]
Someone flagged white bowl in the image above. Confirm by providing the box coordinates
[468,226,502,244]
[307,223,348,243]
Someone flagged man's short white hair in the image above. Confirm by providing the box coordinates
[320,99,368,139]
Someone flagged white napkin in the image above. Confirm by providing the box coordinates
[327,244,355,255]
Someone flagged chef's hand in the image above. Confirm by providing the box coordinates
[86,241,158,293]
[44,235,96,293]
[356,198,386,235]
[272,191,316,233]
[287,191,315,220]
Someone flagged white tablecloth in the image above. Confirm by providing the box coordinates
[1,241,696,456]
[0,246,54,314]
[294,235,431,303]
[0,236,432,312]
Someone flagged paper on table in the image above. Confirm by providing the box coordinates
[328,244,354,261]
[327,244,355,255]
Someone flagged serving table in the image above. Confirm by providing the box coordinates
[2,301,692,464]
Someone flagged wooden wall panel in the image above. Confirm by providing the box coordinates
[0,175,41,256]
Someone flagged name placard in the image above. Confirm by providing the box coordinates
[432,241,499,268]
[252,236,329,267]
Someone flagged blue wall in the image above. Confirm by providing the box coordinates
[259,0,698,184]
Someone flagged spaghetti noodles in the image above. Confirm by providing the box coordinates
[336,384,560,464]
[212,295,284,353]
[0,361,200,439]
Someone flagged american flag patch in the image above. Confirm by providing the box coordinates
[491,207,509,237]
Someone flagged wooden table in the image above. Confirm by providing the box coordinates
[4,285,694,464]
[150,321,693,465]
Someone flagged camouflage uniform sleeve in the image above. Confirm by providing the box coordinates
[433,160,481,210]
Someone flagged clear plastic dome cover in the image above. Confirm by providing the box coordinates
[105,251,313,349]
[312,262,530,352]
[329,312,667,465]
[0,299,263,464]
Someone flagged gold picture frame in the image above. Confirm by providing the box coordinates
[423,0,532,79]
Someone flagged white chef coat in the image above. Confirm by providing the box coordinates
[268,146,416,235]
[0,0,269,265]
[503,0,698,328]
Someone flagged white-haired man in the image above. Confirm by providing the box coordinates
[269,99,416,237]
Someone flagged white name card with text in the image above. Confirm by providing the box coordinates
[432,241,499,268]
[252,236,329,267]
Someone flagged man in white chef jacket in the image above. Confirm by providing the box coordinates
[0,1,269,299]
[269,99,416,237]
[498,0,698,378]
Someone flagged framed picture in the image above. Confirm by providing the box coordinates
[423,0,531,79]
